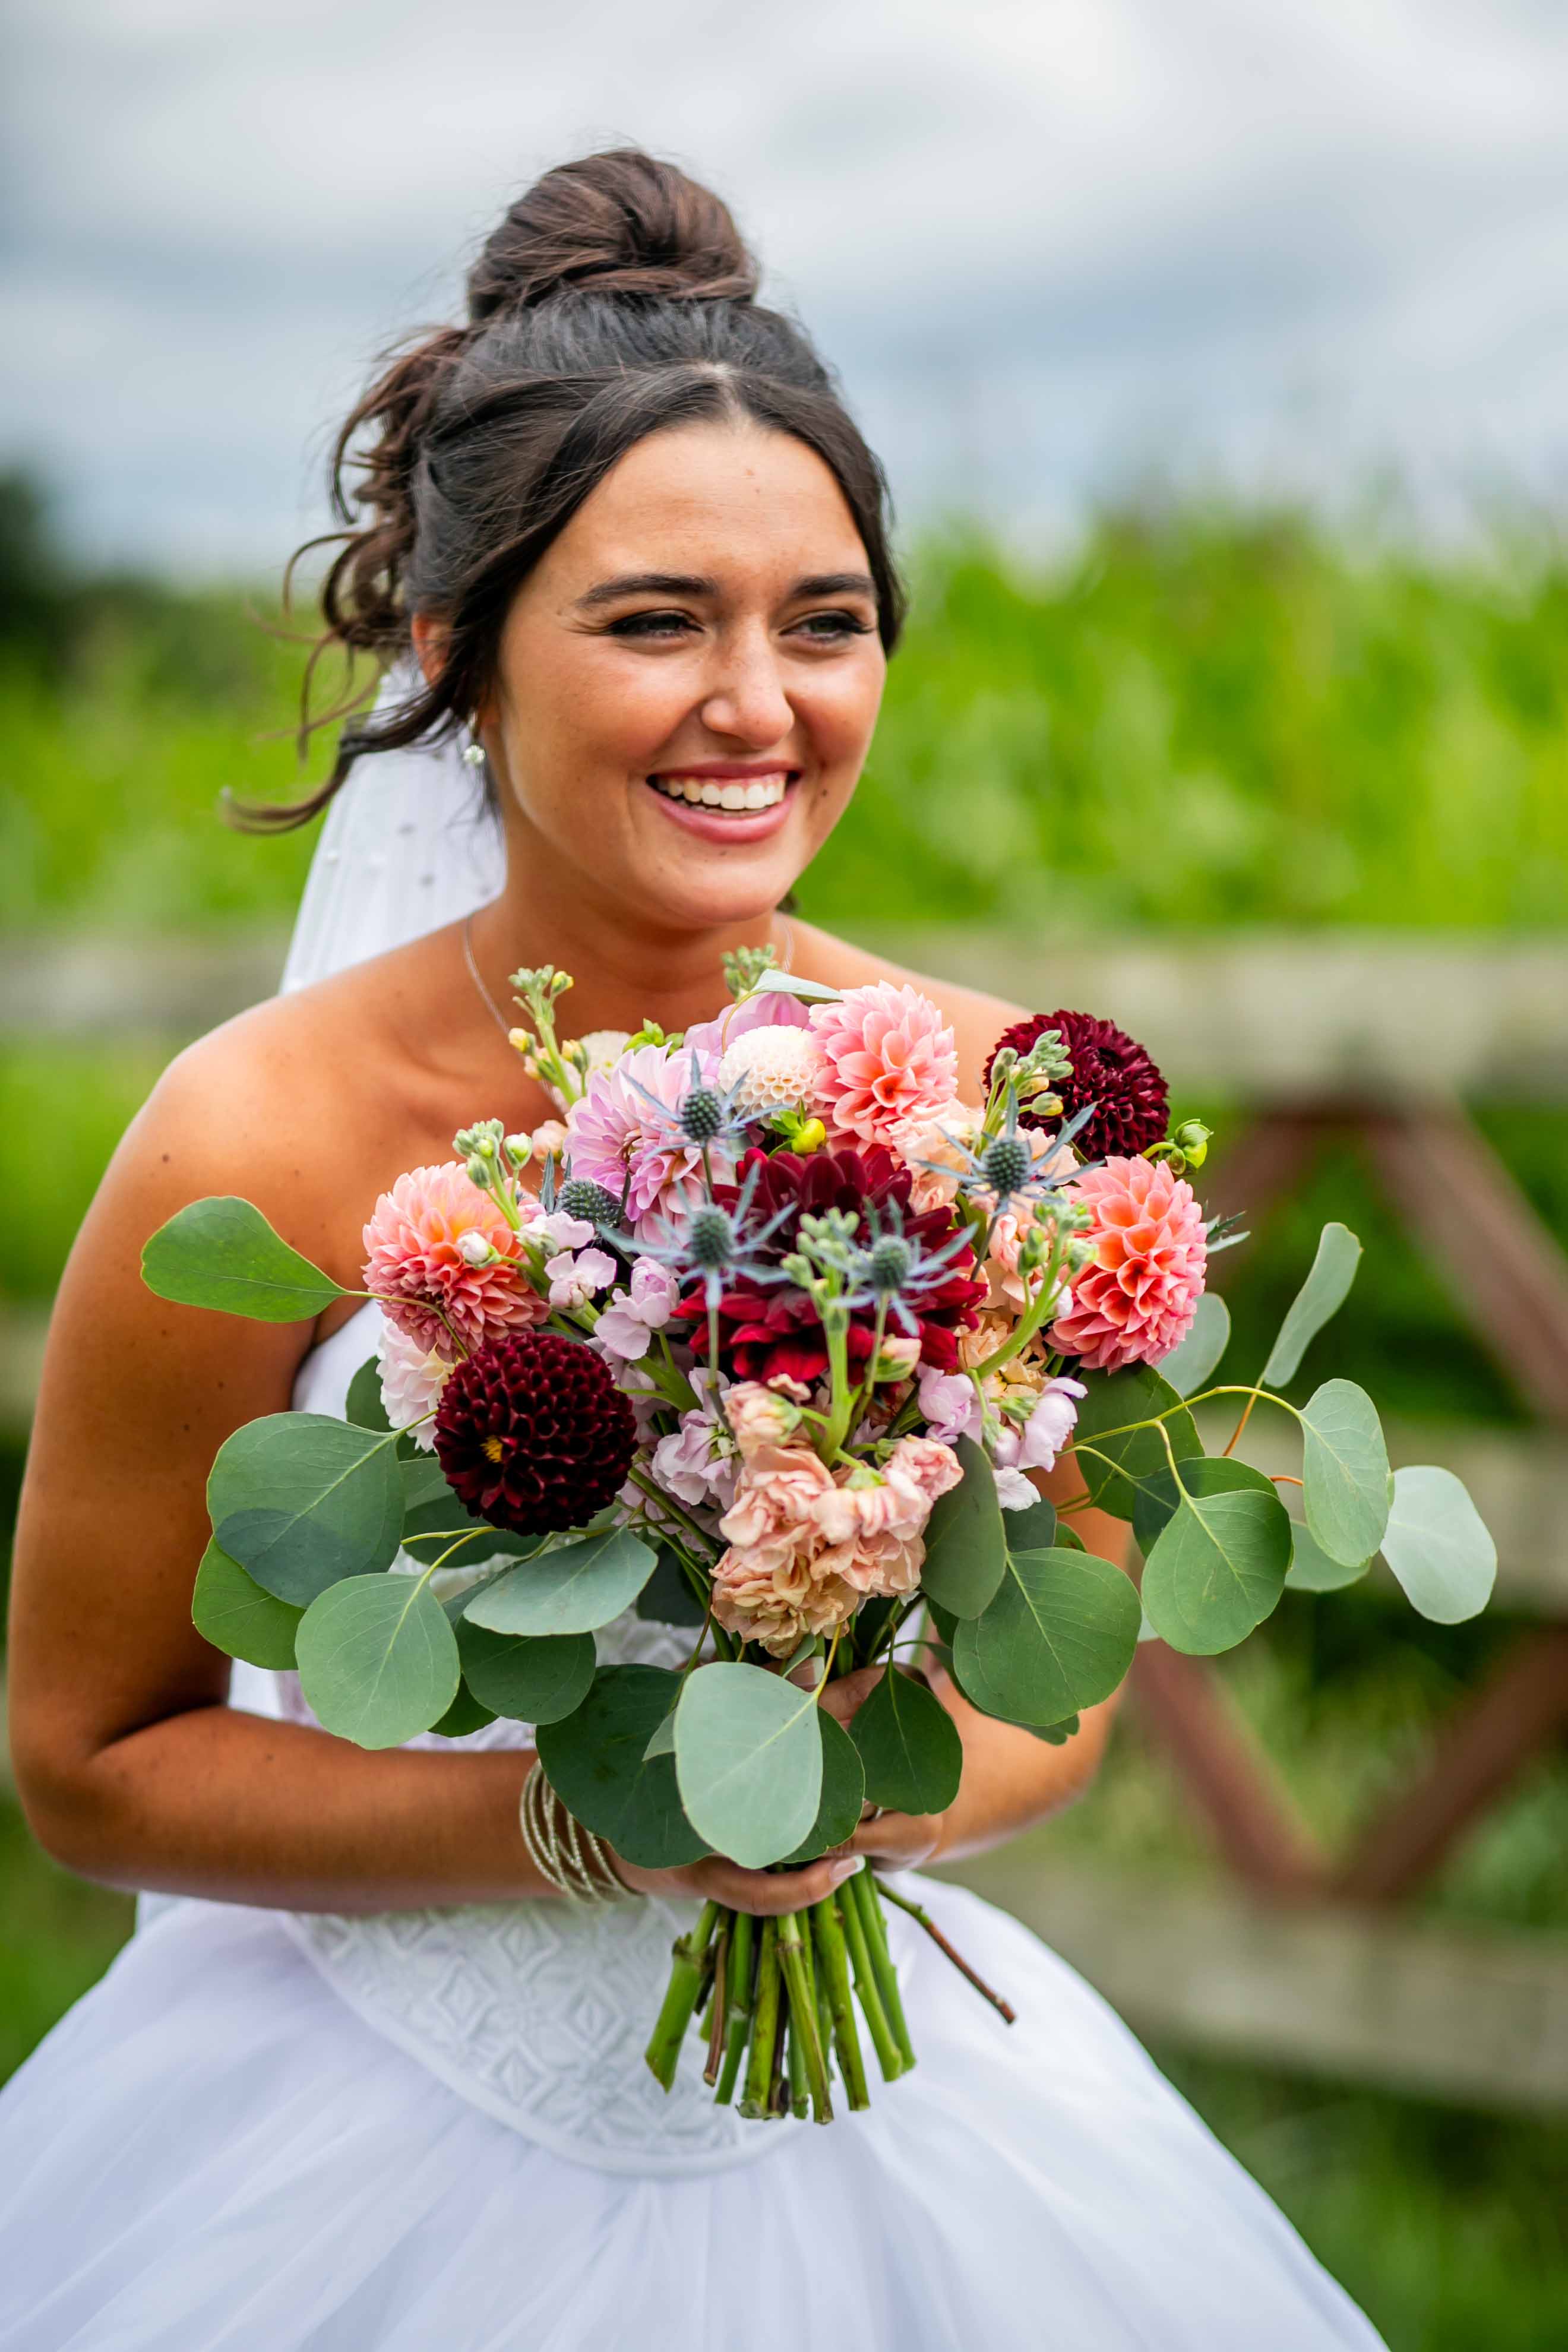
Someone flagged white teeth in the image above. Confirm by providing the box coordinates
[650,773,790,811]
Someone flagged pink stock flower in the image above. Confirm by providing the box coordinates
[375,1318,453,1449]
[596,1256,681,1361]
[990,1377,1086,1506]
[650,1372,738,1512]
[564,1044,732,1228]
[546,1245,619,1311]
[1051,1156,1207,1371]
[362,1163,546,1356]
[808,983,959,1149]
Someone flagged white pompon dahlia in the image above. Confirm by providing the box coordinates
[717,1023,824,1120]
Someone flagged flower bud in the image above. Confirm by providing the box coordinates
[466,1156,490,1189]
[456,1229,495,1267]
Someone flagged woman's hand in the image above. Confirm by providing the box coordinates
[612,1849,869,1915]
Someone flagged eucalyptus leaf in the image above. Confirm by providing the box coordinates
[1159,1292,1232,1398]
[738,972,843,1005]
[782,1709,865,1864]
[295,1573,460,1749]
[142,1196,349,1323]
[952,1547,1140,1726]
[1140,1478,1292,1654]
[1286,1522,1371,1593]
[1263,1223,1362,1389]
[674,1661,822,1868]
[1025,1714,1080,1745]
[536,1665,709,1869]
[634,1543,708,1627]
[643,1705,678,1761]
[919,1433,1007,1617]
[1132,1454,1277,1556]
[399,1453,540,1567]
[1301,1380,1392,1568]
[346,1355,393,1433]
[1380,1465,1496,1624]
[1070,1367,1201,1522]
[431,1683,497,1738]
[454,1620,596,1723]
[1004,1495,1058,1552]
[190,1538,302,1670]
[210,1413,403,1604]
[850,1665,963,1816]
[462,1528,656,1636]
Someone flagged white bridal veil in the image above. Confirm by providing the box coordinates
[277,667,504,994]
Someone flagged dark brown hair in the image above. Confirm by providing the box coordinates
[246,148,905,830]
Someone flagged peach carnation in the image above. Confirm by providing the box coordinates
[808,982,959,1149]
[725,1382,804,1458]
[1050,1155,1207,1372]
[362,1162,546,1357]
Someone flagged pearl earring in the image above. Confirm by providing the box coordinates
[462,739,486,771]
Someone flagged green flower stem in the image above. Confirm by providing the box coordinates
[713,1909,753,2106]
[643,1900,721,2091]
[966,1232,1070,1383]
[817,1304,855,1463]
[846,1867,915,2073]
[810,1893,871,2111]
[776,1908,833,2124]
[785,2005,810,2119]
[874,1877,1016,2026]
[739,1916,782,2119]
[703,1919,731,2086]
[836,1882,903,2082]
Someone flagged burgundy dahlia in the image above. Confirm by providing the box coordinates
[433,1330,636,1537]
[674,1145,985,1387]
[985,1009,1169,1162]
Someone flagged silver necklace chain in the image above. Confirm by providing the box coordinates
[460,911,797,1043]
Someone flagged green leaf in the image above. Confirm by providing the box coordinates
[1301,1380,1392,1568]
[1003,1495,1058,1551]
[431,1683,497,1738]
[850,1665,963,1816]
[190,1538,302,1670]
[643,1705,677,1761]
[295,1574,460,1749]
[346,1355,392,1432]
[1263,1223,1362,1389]
[1140,1476,1293,1654]
[1132,1453,1278,1556]
[454,1620,596,1723]
[782,1709,865,1863]
[953,1547,1140,1726]
[1025,1714,1080,1745]
[1159,1292,1231,1398]
[1070,1367,1201,1522]
[1286,1521,1371,1593]
[462,1528,656,1636]
[738,970,843,1004]
[634,1543,708,1627]
[536,1665,709,1870]
[210,1413,403,1605]
[919,1433,1007,1617]
[674,1661,823,1868]
[142,1197,348,1322]
[1380,1466,1497,1624]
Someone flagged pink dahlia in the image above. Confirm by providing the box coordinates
[808,982,959,1149]
[1050,1156,1207,1372]
[563,1042,732,1229]
[362,1164,546,1357]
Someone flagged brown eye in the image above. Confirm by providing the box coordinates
[607,611,697,639]
[792,611,874,641]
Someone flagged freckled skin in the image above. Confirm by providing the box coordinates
[8,420,1124,1920]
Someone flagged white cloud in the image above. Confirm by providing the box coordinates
[4,0,1567,570]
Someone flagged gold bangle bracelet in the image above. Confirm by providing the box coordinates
[519,1760,631,1905]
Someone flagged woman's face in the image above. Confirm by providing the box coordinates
[476,420,887,934]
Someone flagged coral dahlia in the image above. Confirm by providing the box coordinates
[433,1330,636,1536]
[808,982,959,1149]
[362,1162,546,1357]
[1049,1155,1207,1372]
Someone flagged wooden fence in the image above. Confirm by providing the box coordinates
[4,927,1567,2111]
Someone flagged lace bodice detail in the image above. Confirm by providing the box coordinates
[241,1302,792,2177]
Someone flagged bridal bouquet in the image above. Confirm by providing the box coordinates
[144,954,1495,2125]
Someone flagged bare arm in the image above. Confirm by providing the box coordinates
[7,1020,853,1922]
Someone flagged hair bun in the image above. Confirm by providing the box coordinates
[466,147,758,322]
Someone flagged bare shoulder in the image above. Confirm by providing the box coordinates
[791,918,1032,1099]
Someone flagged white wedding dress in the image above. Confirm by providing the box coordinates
[0,701,1385,2350]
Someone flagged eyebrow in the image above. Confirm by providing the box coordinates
[574,569,878,609]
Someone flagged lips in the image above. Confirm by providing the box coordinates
[647,770,791,812]
[641,767,799,844]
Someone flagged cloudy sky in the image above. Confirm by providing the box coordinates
[5,0,1568,577]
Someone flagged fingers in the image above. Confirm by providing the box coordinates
[815,1664,884,1728]
[697,1850,867,1916]
[846,1810,943,1869]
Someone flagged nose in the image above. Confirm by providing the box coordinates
[697,622,794,748]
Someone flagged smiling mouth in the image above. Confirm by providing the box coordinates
[647,771,794,812]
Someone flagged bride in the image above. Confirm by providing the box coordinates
[1,148,1383,2348]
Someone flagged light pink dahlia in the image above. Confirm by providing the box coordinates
[563,1042,731,1229]
[808,982,959,1149]
[362,1164,546,1356]
[1050,1156,1207,1372]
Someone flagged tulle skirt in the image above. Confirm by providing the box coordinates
[0,1880,1383,2350]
